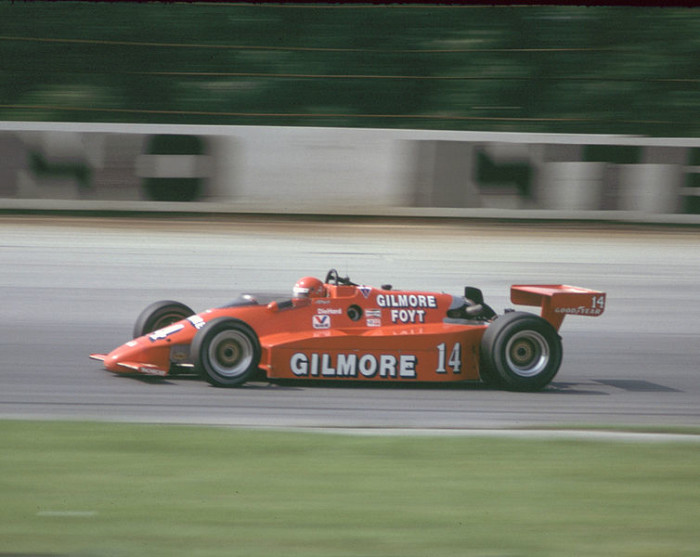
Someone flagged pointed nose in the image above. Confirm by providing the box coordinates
[103,339,170,375]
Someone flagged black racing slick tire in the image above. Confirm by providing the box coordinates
[480,311,562,392]
[191,317,261,388]
[132,300,195,338]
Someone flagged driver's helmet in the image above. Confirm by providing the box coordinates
[293,276,326,298]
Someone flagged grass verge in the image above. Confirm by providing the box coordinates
[2,420,699,557]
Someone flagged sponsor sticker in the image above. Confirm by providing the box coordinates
[148,323,184,341]
[290,352,417,379]
[390,308,426,323]
[188,315,206,330]
[312,314,331,329]
[554,306,604,315]
[376,293,437,309]
[358,285,372,298]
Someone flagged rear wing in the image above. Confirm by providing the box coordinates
[510,285,606,331]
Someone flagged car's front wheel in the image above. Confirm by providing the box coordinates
[191,317,261,387]
[132,300,195,338]
[480,311,562,391]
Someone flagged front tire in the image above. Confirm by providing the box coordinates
[133,300,195,338]
[191,317,261,387]
[480,312,562,391]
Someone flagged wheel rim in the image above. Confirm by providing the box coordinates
[153,312,186,331]
[505,330,550,377]
[207,329,254,378]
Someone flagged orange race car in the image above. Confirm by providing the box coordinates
[90,269,606,392]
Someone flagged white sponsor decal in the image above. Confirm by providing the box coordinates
[188,315,206,330]
[312,315,331,329]
[554,306,604,315]
[390,308,426,324]
[555,294,605,315]
[375,293,437,309]
[148,323,184,341]
[290,352,417,379]
[317,308,342,315]
[366,318,381,327]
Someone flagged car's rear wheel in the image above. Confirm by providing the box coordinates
[191,317,261,387]
[480,311,562,391]
[132,300,195,338]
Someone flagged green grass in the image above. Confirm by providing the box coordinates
[1,421,699,557]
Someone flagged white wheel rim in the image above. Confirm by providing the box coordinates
[505,330,549,378]
[207,330,254,378]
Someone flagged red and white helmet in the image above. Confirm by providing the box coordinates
[293,276,326,298]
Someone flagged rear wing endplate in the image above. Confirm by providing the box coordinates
[510,285,606,331]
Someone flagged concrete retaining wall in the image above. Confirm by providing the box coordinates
[1,122,699,223]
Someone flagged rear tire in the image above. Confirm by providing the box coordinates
[133,300,194,338]
[191,317,261,388]
[480,312,562,391]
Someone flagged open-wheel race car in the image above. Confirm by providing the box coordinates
[90,269,606,391]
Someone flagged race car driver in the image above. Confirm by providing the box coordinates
[293,276,326,298]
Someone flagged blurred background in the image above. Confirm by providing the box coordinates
[3,7,700,557]
[1,2,699,216]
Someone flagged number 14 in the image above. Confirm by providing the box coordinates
[436,342,462,374]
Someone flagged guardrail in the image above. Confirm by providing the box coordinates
[1,122,699,224]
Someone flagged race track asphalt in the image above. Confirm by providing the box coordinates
[1,215,699,430]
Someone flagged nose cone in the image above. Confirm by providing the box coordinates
[103,342,137,372]
[103,338,171,376]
